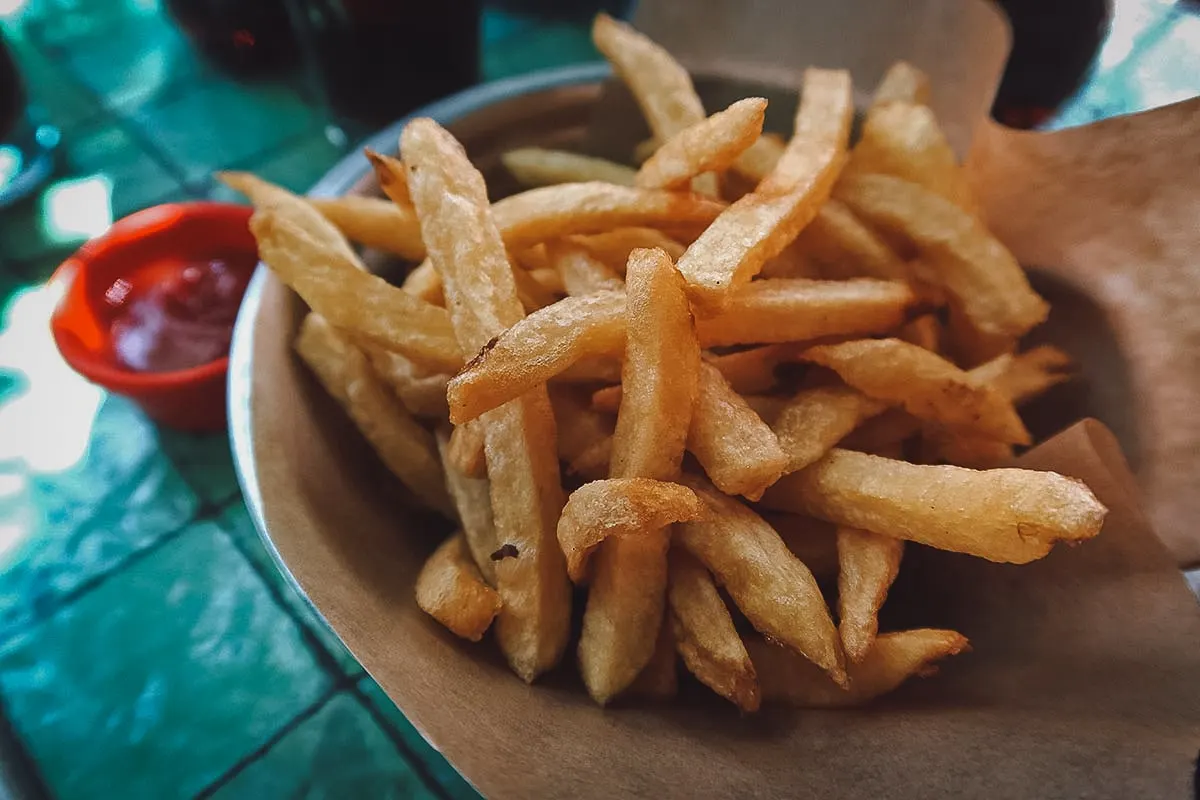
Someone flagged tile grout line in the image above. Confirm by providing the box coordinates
[191,684,339,799]
[346,681,457,800]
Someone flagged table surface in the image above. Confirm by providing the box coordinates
[0,1,1198,797]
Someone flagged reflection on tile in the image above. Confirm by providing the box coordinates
[219,502,364,676]
[0,395,199,639]
[482,21,598,81]
[156,428,239,506]
[359,677,480,800]
[132,80,318,183]
[214,692,437,799]
[0,526,330,800]
[206,129,349,204]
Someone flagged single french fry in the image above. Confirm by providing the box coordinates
[677,476,846,686]
[870,61,931,109]
[362,149,412,204]
[800,338,1030,445]
[447,419,487,479]
[590,384,622,415]
[360,343,450,419]
[668,549,760,712]
[295,315,452,516]
[403,117,571,682]
[749,629,968,707]
[449,279,916,423]
[729,132,786,183]
[592,13,717,197]
[773,384,888,473]
[546,240,625,296]
[436,430,497,583]
[557,478,706,583]
[250,207,463,372]
[837,527,904,663]
[502,147,638,187]
[985,345,1073,405]
[761,448,1107,564]
[836,173,1048,340]
[416,533,502,641]
[688,363,788,500]
[402,260,445,305]
[580,246,701,705]
[310,195,428,261]
[627,619,678,699]
[572,227,686,270]
[794,200,911,281]
[447,292,627,425]
[694,278,917,348]
[636,97,767,190]
[762,512,840,582]
[677,69,854,312]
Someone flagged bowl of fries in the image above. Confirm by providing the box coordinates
[223,9,1200,797]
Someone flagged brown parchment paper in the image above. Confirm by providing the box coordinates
[629,0,1200,568]
[237,0,1200,795]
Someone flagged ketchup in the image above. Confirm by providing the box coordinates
[104,257,251,373]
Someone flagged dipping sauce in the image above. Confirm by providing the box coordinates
[105,257,252,373]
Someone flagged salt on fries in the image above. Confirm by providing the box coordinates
[235,15,1107,711]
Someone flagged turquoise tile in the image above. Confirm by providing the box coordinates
[219,502,364,677]
[481,8,539,44]
[62,124,186,216]
[206,129,350,204]
[156,428,240,506]
[132,80,321,183]
[482,22,599,81]
[60,10,209,112]
[13,0,162,47]
[0,395,199,638]
[3,32,104,132]
[359,677,480,800]
[214,692,438,799]
[0,526,331,800]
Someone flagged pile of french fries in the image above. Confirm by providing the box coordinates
[224,14,1108,713]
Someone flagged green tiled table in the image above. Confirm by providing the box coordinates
[0,0,1197,797]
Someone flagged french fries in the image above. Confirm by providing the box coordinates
[579,247,700,704]
[749,629,968,707]
[762,449,1107,563]
[254,16,1109,714]
[403,117,571,682]
[678,476,846,686]
[502,147,638,187]
[415,533,502,641]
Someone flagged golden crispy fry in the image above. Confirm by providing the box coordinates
[762,448,1107,564]
[836,173,1048,340]
[250,207,462,372]
[694,278,917,348]
[749,628,968,707]
[295,315,452,516]
[632,137,659,164]
[548,385,615,466]
[838,407,922,454]
[729,132,786,183]
[870,61,931,108]
[572,227,686,270]
[677,71,853,313]
[363,149,412,205]
[310,195,427,261]
[837,527,904,663]
[985,345,1073,405]
[436,430,496,582]
[677,476,846,686]
[795,200,910,281]
[591,13,716,197]
[668,550,760,712]
[546,240,625,296]
[636,97,767,190]
[762,513,840,582]
[801,338,1029,445]
[402,260,445,305]
[447,292,627,424]
[557,479,706,583]
[502,147,638,187]
[415,533,502,641]
[704,344,797,394]
[627,619,679,699]
[403,117,570,682]
[556,356,623,383]
[360,343,450,419]
[688,363,788,500]
[897,313,942,353]
[447,419,487,479]
[773,384,888,473]
[580,247,701,704]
